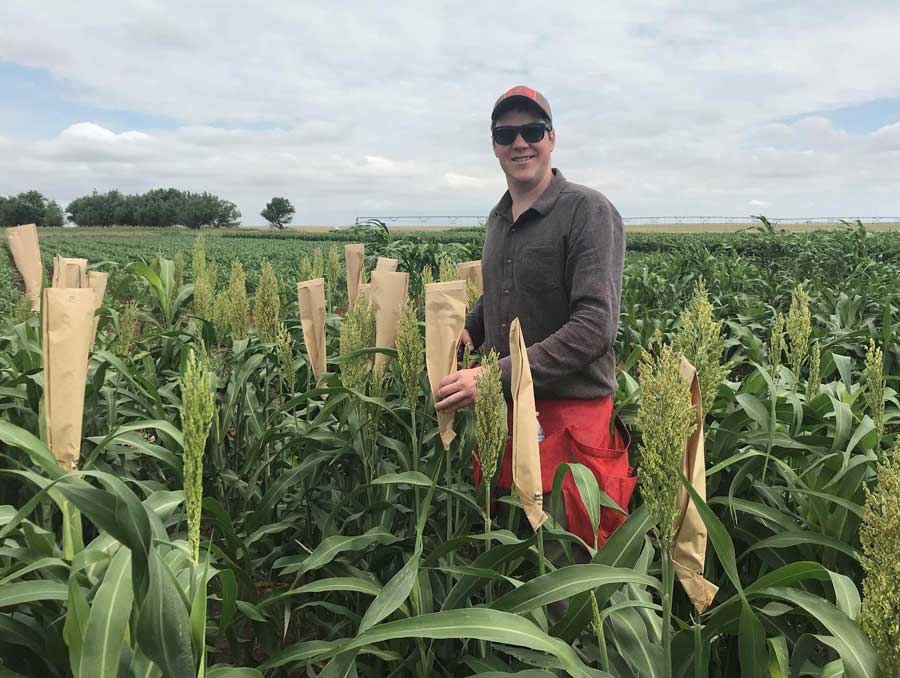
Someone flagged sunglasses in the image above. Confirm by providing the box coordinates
[491,122,551,145]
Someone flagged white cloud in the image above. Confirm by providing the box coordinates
[1,2,899,222]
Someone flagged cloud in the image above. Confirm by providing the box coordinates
[1,2,900,223]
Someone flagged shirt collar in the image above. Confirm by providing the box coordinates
[495,168,566,222]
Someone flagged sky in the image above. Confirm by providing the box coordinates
[2,1,900,226]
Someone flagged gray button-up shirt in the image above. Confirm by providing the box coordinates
[465,169,625,400]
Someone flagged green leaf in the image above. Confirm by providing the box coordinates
[0,580,67,607]
[135,549,195,678]
[80,547,133,678]
[738,601,767,678]
[491,564,658,615]
[275,528,401,577]
[63,574,91,675]
[264,609,595,677]
[258,577,381,610]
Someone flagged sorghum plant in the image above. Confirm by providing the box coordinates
[227,260,250,341]
[769,311,785,380]
[395,299,423,406]
[465,278,481,312]
[786,284,811,385]
[173,250,185,290]
[275,322,296,395]
[864,338,885,440]
[438,256,456,284]
[211,289,230,343]
[114,300,140,356]
[672,278,730,418]
[326,244,342,311]
[254,259,281,343]
[180,349,215,564]
[858,441,900,675]
[339,296,376,395]
[806,340,821,402]
[475,350,504,545]
[636,343,697,677]
[192,236,215,320]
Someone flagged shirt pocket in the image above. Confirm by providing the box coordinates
[515,245,563,293]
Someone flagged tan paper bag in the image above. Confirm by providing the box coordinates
[297,279,327,382]
[357,283,372,308]
[509,318,548,532]
[344,244,365,309]
[43,288,95,471]
[52,255,87,289]
[374,257,399,272]
[425,280,466,450]
[5,223,43,311]
[371,270,409,371]
[671,357,719,613]
[456,260,483,294]
[86,271,108,352]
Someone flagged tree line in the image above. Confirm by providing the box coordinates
[1,190,303,229]
[0,189,241,229]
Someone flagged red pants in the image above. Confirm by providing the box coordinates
[474,396,636,548]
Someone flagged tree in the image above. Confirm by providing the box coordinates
[260,197,295,229]
[0,190,65,227]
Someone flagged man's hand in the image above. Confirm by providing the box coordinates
[435,366,483,413]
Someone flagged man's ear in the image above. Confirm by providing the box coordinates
[548,128,556,151]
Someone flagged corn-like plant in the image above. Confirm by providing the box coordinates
[806,340,821,402]
[227,260,250,341]
[395,299,423,406]
[590,590,610,673]
[326,244,342,311]
[114,300,140,356]
[474,350,504,486]
[672,278,730,418]
[769,311,785,380]
[636,342,697,677]
[339,296,376,395]
[254,259,281,343]
[211,289,230,342]
[180,349,215,564]
[13,293,32,323]
[173,250,185,290]
[275,322,295,395]
[192,235,214,319]
[858,442,900,675]
[465,278,480,312]
[421,265,434,289]
[438,256,456,283]
[786,284,811,385]
[311,247,325,279]
[864,338,885,440]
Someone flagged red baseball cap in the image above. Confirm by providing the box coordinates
[491,86,553,125]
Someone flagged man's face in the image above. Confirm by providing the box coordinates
[492,109,555,189]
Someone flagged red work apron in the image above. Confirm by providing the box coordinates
[474,396,636,549]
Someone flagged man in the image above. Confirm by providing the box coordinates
[434,86,631,548]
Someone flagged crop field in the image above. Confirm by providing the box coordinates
[1,223,898,677]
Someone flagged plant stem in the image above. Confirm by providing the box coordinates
[661,534,675,678]
[445,444,453,566]
[595,615,610,674]
[693,613,705,678]
[411,407,420,516]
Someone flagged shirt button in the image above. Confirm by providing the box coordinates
[506,258,512,264]
[501,322,507,329]
[503,290,510,295]
[510,227,517,233]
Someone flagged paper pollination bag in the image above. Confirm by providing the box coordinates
[509,318,547,532]
[344,244,365,309]
[424,280,466,450]
[357,283,372,308]
[5,223,43,311]
[456,260,483,294]
[43,288,96,471]
[297,279,327,382]
[374,257,399,272]
[671,357,719,613]
[86,271,109,352]
[52,255,88,289]
[371,270,409,371]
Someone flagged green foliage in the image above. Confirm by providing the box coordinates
[786,284,812,384]
[253,259,280,343]
[192,235,215,319]
[339,296,376,394]
[636,343,697,541]
[395,298,423,405]
[474,350,504,483]
[0,190,64,227]
[260,196,295,229]
[859,442,900,675]
[672,278,730,418]
[227,259,249,340]
[66,188,240,228]
[865,338,886,440]
[180,349,215,563]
